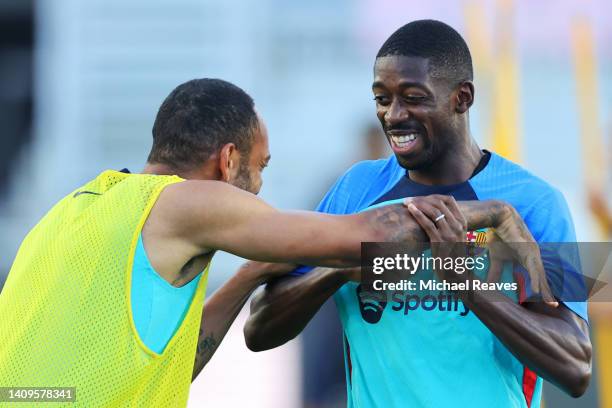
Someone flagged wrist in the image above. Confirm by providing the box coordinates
[237,262,271,286]
[238,261,299,285]
[335,266,363,284]
[489,200,513,228]
[335,268,352,284]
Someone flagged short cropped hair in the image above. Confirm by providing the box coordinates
[148,78,258,170]
[376,19,473,86]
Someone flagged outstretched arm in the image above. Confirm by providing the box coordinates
[156,180,428,266]
[150,180,428,379]
[244,197,519,352]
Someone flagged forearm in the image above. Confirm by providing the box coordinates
[406,194,591,395]
[456,280,591,396]
[458,200,508,231]
[365,199,508,244]
[235,204,428,267]
[192,267,265,381]
[244,268,347,351]
[240,200,511,351]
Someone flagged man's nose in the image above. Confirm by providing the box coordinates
[385,99,410,127]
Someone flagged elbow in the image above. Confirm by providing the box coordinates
[244,316,291,352]
[564,342,593,398]
[243,318,268,352]
[567,365,591,398]
[244,308,297,352]
[243,305,284,352]
[244,293,275,352]
[244,287,296,352]
[572,375,591,399]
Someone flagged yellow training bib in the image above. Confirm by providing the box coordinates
[0,170,209,407]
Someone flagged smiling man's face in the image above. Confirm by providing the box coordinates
[372,55,461,171]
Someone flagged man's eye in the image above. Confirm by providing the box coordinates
[405,95,426,102]
[373,95,390,104]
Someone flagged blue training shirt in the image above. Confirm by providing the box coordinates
[293,151,587,408]
[131,233,202,354]
[119,168,204,355]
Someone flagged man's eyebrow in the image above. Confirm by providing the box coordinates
[396,81,429,90]
[372,80,429,90]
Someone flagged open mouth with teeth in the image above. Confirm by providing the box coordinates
[388,132,421,154]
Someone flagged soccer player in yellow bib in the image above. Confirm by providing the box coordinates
[0,78,554,407]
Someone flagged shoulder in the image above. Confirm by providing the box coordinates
[341,156,400,183]
[318,156,403,214]
[472,153,574,241]
[472,152,565,206]
[159,179,254,205]
[152,179,266,232]
[147,180,216,233]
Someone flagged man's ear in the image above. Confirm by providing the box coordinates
[218,143,238,183]
[455,81,475,114]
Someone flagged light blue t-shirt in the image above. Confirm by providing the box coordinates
[131,234,202,354]
[292,152,587,408]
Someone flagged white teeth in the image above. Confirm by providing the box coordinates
[391,133,418,147]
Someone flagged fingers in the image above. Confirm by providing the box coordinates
[417,199,453,228]
[529,276,558,307]
[406,202,441,241]
[441,195,467,230]
[486,258,503,283]
[540,281,559,308]
[431,201,464,234]
[406,196,558,308]
[405,195,466,241]
[522,255,559,308]
[408,195,464,227]
[532,260,559,308]
[486,212,556,307]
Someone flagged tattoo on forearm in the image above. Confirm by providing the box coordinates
[366,201,506,244]
[482,202,503,228]
[194,328,218,374]
[460,201,505,230]
[371,205,426,242]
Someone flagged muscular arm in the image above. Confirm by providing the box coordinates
[456,284,591,397]
[243,199,511,352]
[156,180,428,267]
[244,267,346,352]
[408,197,592,397]
[153,180,423,376]
[191,262,290,380]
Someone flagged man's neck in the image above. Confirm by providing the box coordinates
[141,163,218,181]
[407,138,484,186]
[142,163,178,176]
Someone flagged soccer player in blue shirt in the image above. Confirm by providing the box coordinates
[244,20,592,407]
